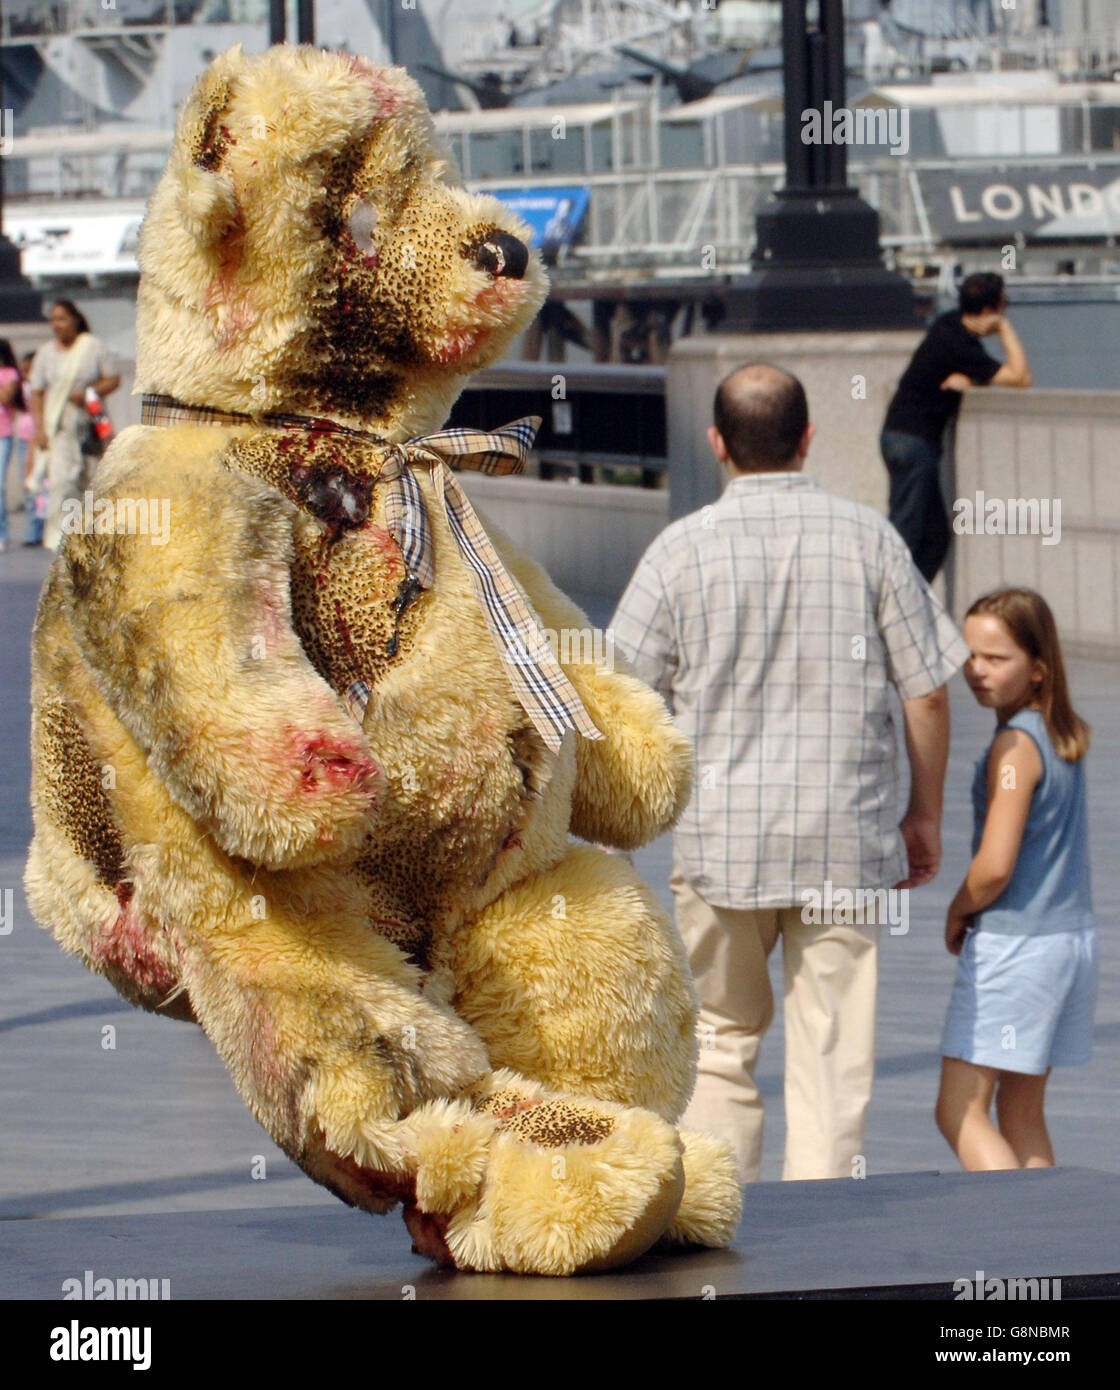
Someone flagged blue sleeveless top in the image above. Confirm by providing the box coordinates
[971,708,1094,936]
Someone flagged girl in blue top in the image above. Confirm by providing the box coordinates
[936,587,1095,1170]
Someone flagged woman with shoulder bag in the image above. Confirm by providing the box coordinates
[28,301,120,552]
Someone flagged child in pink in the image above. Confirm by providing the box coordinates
[0,340,21,552]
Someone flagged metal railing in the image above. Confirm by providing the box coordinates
[448,361,668,487]
[1,2,268,40]
[7,147,1120,271]
[567,152,1120,271]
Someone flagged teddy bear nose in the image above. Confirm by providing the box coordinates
[474,231,528,280]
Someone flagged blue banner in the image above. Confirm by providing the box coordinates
[489,186,590,255]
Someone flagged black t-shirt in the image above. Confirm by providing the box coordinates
[884,311,1002,444]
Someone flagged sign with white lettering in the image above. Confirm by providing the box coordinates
[5,211,143,279]
[918,165,1120,242]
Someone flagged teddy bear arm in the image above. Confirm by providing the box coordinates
[479,513,693,849]
[63,464,382,871]
[172,901,494,1203]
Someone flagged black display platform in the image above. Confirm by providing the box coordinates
[3,1167,1118,1300]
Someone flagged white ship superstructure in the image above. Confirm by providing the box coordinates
[2,1,1120,283]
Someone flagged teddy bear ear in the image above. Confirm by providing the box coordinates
[176,163,240,248]
[174,47,242,247]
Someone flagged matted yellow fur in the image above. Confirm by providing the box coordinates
[25,42,741,1274]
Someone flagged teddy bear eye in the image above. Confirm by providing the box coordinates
[347,201,379,253]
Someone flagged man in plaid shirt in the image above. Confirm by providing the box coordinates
[611,363,969,1182]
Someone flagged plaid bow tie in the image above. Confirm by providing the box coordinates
[140,394,603,753]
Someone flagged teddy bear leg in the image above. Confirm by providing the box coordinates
[276,1065,689,1276]
[168,878,689,1275]
[450,843,698,1121]
[450,845,742,1250]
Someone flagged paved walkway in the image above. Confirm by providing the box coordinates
[8,1169,1118,1299]
[1,545,1115,1224]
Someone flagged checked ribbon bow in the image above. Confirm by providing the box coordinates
[141,394,603,753]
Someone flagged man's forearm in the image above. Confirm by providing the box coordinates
[997,319,1032,385]
[902,687,950,819]
[30,389,44,431]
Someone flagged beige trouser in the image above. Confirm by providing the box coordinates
[43,410,89,553]
[672,867,879,1184]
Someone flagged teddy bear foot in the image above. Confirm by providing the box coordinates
[654,1128,743,1251]
[463,1097,686,1276]
[404,1154,685,1276]
[405,1077,688,1275]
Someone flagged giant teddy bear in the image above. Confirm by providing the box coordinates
[25,43,741,1275]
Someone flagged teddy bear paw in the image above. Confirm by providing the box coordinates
[416,1086,687,1276]
[654,1127,743,1251]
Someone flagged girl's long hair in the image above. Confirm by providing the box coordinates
[966,588,1089,762]
[0,339,16,370]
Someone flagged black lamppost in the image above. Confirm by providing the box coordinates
[0,114,44,325]
[723,0,916,331]
[270,0,315,44]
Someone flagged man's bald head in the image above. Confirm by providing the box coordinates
[712,363,809,472]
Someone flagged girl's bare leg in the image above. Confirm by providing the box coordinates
[995,1069,1055,1168]
[936,1057,1021,1171]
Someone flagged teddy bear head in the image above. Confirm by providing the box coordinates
[135,44,547,439]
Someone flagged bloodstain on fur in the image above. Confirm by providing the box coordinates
[342,57,406,118]
[325,1151,453,1263]
[322,1144,456,1261]
[283,728,382,799]
[477,1089,541,1122]
[91,903,178,997]
[204,206,252,349]
[222,433,427,695]
[325,1152,416,1207]
[321,1147,455,1263]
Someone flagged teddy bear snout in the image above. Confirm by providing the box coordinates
[473,231,529,281]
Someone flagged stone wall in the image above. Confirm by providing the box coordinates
[461,472,668,599]
[665,330,924,520]
[952,389,1120,657]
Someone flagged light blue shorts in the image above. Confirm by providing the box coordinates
[940,926,1098,1074]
